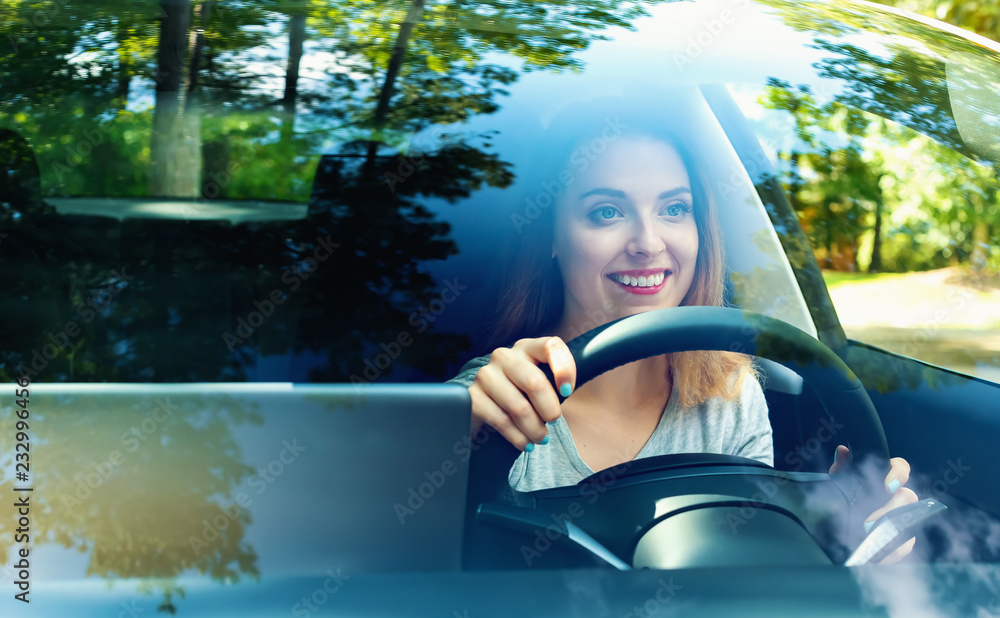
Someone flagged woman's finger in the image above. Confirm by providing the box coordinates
[517,336,577,398]
[885,456,911,494]
[468,378,534,450]
[863,486,919,533]
[861,486,920,564]
[878,537,916,565]
[828,445,851,475]
[475,353,550,444]
[501,357,563,425]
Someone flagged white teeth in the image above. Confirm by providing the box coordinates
[613,272,668,287]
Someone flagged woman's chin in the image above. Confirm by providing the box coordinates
[612,305,664,320]
[621,299,681,314]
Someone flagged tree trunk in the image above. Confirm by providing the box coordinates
[869,198,883,272]
[824,202,834,269]
[970,218,990,272]
[365,0,425,173]
[281,12,307,145]
[150,0,200,198]
[372,0,424,130]
[115,20,132,105]
[185,1,213,113]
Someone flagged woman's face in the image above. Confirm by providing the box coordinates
[553,135,699,331]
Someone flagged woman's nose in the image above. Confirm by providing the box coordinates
[626,216,665,257]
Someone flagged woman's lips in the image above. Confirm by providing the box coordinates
[607,271,670,295]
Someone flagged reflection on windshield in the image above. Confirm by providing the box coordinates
[0,0,674,385]
[0,391,263,611]
[1,0,1000,613]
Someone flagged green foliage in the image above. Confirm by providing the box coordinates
[759,77,1000,274]
[874,0,1000,43]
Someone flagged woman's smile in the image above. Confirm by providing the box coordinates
[607,268,672,295]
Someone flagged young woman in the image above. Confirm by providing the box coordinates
[448,100,917,561]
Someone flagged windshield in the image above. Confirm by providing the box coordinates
[3,0,1000,611]
[3,0,999,386]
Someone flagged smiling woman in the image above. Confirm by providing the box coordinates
[447,97,919,563]
[447,99,770,490]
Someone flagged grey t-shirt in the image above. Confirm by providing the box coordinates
[447,354,773,492]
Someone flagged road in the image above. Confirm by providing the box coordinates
[827,267,1000,383]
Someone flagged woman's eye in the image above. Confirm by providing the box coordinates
[588,205,622,224]
[662,202,692,219]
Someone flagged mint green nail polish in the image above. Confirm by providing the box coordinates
[865,520,874,534]
[559,383,573,397]
[525,442,534,453]
[833,450,838,465]
[540,435,550,445]
[888,478,900,494]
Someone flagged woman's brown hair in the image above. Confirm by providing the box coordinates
[480,98,758,406]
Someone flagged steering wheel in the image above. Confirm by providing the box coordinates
[463,306,891,569]
[546,306,889,466]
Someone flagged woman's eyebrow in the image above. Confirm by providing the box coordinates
[658,187,692,200]
[578,188,625,200]
[577,187,692,201]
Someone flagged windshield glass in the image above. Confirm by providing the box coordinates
[3,0,1000,607]
[3,0,998,386]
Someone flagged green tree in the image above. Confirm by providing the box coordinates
[761,80,885,271]
[875,0,1000,43]
[875,0,1000,271]
[759,0,1000,274]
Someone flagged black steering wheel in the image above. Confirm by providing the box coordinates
[463,306,891,569]
[546,306,889,465]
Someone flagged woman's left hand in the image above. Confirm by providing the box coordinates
[829,444,918,564]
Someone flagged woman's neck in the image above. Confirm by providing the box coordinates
[574,356,671,418]
[546,322,671,418]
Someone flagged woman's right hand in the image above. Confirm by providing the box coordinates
[468,336,577,451]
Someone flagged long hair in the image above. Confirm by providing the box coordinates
[482,98,758,406]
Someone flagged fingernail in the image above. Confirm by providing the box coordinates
[888,479,900,494]
[559,383,573,397]
[833,450,838,465]
[865,520,874,534]
[525,442,535,453]
[540,435,550,445]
